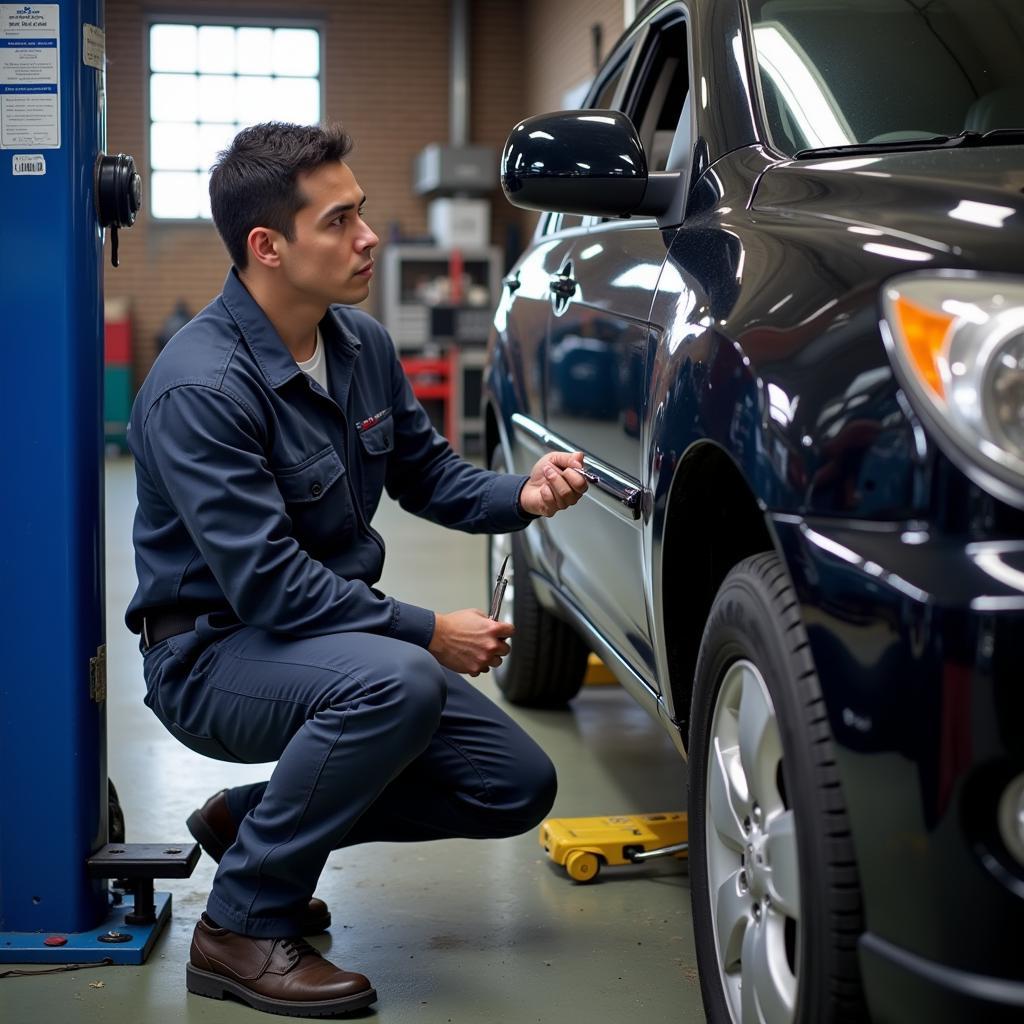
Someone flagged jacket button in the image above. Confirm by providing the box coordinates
[310,482,323,498]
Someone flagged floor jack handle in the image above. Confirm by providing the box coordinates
[628,841,689,862]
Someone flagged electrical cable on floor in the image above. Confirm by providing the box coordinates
[0,958,114,979]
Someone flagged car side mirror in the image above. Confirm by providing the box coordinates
[500,109,682,226]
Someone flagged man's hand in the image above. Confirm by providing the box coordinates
[519,451,588,518]
[429,609,515,676]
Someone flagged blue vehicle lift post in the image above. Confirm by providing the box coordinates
[0,0,196,965]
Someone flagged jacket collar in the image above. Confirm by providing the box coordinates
[220,268,361,390]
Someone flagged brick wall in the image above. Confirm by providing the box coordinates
[518,0,626,238]
[104,0,625,379]
[523,0,625,117]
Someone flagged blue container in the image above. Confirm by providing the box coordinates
[0,0,108,932]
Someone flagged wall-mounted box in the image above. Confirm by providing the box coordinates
[428,197,490,249]
[413,144,497,196]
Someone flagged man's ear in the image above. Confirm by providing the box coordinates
[247,227,281,269]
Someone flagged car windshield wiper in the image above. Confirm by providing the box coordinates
[793,129,1024,160]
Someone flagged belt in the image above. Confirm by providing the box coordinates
[141,609,200,651]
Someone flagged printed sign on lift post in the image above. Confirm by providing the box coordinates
[0,3,60,150]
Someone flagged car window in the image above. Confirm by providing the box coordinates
[627,16,691,173]
[746,0,1024,157]
[550,212,587,233]
[592,58,627,111]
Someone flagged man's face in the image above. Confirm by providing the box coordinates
[275,161,379,306]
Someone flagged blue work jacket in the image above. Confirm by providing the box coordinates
[126,269,532,647]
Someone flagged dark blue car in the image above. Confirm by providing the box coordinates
[482,1,1024,1022]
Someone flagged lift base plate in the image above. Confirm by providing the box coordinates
[0,891,172,965]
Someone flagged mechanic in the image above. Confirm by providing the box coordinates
[126,121,588,1017]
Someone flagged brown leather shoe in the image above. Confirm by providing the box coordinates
[187,914,376,1017]
[187,791,331,934]
[186,789,237,861]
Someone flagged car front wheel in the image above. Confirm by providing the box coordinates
[688,553,865,1024]
[487,446,589,707]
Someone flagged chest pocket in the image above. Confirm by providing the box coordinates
[358,413,394,456]
[275,446,353,554]
[357,413,394,511]
[276,446,346,503]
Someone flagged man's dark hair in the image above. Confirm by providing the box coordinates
[209,122,353,269]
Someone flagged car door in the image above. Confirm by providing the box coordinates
[539,12,693,685]
[507,42,642,605]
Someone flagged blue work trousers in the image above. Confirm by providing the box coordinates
[142,614,557,938]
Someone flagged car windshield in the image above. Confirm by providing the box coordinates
[745,0,1024,157]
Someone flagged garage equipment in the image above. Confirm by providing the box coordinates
[540,813,689,882]
[0,0,195,964]
[584,652,618,685]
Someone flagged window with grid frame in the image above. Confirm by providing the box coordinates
[148,21,322,220]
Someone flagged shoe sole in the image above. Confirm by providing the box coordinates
[186,964,377,1017]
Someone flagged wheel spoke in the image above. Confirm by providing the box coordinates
[765,810,800,920]
[740,921,764,1024]
[738,668,781,811]
[747,909,796,1024]
[710,738,750,852]
[715,869,750,970]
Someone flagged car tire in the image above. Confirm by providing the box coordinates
[109,778,125,843]
[488,446,589,707]
[688,553,865,1024]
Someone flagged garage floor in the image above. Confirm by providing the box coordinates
[0,456,705,1024]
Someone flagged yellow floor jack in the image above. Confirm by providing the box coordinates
[539,812,689,883]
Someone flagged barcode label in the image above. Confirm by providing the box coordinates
[13,154,46,175]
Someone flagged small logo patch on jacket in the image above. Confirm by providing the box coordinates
[357,407,392,432]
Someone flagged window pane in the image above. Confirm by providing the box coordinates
[273,28,319,77]
[555,213,584,232]
[198,26,235,74]
[150,73,198,122]
[197,122,237,171]
[150,22,320,219]
[151,171,203,218]
[270,77,319,124]
[237,27,273,74]
[198,74,236,123]
[628,21,689,171]
[197,172,213,219]
[150,25,197,73]
[593,64,625,110]
[236,76,275,124]
[151,122,200,170]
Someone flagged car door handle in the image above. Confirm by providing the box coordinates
[549,271,577,298]
[582,461,642,519]
[511,414,643,523]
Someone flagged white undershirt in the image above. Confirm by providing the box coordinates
[296,328,328,391]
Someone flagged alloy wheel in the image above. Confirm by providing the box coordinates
[705,659,801,1024]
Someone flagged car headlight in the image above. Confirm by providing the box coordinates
[882,273,1024,508]
[998,773,1024,868]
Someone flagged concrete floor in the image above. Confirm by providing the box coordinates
[0,456,704,1024]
